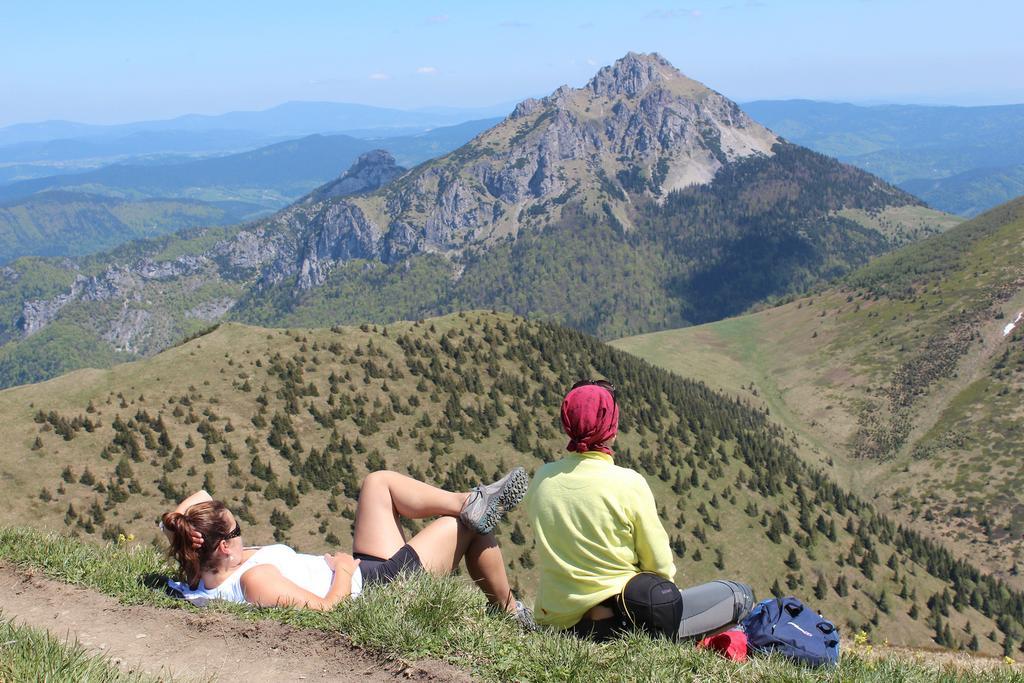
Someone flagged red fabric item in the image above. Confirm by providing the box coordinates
[697,630,748,662]
[560,385,619,456]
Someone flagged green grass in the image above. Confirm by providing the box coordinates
[610,311,839,469]
[1,527,1021,683]
[0,613,158,682]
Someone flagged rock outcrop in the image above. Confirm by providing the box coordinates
[308,150,406,202]
[295,201,383,288]
[20,281,83,335]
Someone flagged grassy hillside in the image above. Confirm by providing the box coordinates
[613,197,1024,591]
[2,313,1024,656]
[1,528,1021,682]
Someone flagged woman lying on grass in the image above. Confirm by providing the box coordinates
[160,468,533,626]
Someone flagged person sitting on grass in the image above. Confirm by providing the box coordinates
[160,468,533,626]
[524,380,755,641]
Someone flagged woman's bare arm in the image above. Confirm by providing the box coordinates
[174,489,213,516]
[240,553,360,610]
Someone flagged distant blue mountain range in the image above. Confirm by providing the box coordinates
[743,99,1024,215]
[0,118,502,207]
[0,100,515,147]
[0,117,501,263]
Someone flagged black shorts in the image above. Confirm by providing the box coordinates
[353,545,422,586]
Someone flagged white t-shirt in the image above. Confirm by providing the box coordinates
[168,544,363,606]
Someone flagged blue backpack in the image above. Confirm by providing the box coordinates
[740,597,840,666]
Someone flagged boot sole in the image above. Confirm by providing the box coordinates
[475,467,529,534]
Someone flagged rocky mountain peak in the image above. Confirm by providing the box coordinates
[307,149,405,202]
[586,51,688,98]
[347,149,400,176]
[278,53,784,288]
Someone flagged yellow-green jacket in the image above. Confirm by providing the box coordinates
[524,451,676,628]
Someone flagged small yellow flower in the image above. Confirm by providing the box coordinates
[126,533,135,542]
[116,533,126,545]
[1005,656,1016,666]
[853,631,869,646]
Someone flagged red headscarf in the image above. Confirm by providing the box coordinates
[561,384,619,455]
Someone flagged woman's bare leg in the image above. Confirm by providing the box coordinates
[352,470,470,559]
[464,532,515,611]
[405,516,516,612]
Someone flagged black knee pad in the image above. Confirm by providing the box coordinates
[620,572,683,640]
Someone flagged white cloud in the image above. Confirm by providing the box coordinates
[416,66,438,75]
[368,72,390,81]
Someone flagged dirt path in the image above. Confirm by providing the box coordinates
[0,565,472,682]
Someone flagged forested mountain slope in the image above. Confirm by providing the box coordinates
[3,312,1023,655]
[614,196,1024,590]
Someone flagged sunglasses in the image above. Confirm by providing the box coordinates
[570,379,617,403]
[221,522,242,541]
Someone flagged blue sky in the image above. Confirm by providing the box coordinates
[2,0,1022,126]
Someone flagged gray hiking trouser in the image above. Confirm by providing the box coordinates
[677,579,756,638]
[571,577,755,641]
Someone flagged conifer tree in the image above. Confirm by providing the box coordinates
[785,548,801,570]
[814,574,828,600]
[877,589,890,614]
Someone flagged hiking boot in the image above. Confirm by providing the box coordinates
[460,467,529,535]
[514,600,539,632]
[727,581,756,623]
[486,598,538,632]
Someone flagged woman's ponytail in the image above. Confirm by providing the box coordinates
[162,501,231,588]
